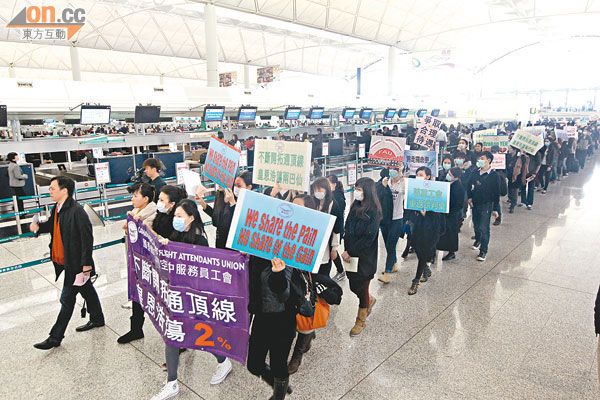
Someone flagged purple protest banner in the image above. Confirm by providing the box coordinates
[126,217,250,364]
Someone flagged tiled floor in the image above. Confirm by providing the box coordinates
[1,157,599,399]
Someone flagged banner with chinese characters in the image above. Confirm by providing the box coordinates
[252,139,311,192]
[509,130,544,156]
[556,127,578,141]
[126,216,250,364]
[367,136,406,167]
[414,114,443,149]
[521,126,546,137]
[226,189,336,273]
[203,136,241,189]
[404,178,450,213]
[403,150,439,178]
[472,129,497,145]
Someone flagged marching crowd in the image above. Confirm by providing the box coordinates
[24,119,600,400]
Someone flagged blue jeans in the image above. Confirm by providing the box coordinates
[380,218,403,273]
[520,179,535,206]
[472,202,493,254]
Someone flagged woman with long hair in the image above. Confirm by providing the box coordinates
[341,177,382,336]
[311,177,344,277]
[327,175,346,282]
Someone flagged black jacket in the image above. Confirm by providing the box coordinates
[411,211,444,259]
[467,169,501,206]
[332,188,346,216]
[204,193,235,249]
[343,207,381,280]
[375,180,393,225]
[37,196,94,286]
[152,210,175,239]
[595,285,600,335]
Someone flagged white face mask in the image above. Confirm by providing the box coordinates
[156,201,169,214]
[354,190,364,201]
[314,191,325,200]
[233,187,241,197]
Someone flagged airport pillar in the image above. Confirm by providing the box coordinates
[244,64,250,89]
[204,3,219,87]
[69,45,82,81]
[387,46,396,97]
[8,64,15,78]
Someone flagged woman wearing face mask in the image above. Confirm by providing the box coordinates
[341,178,382,336]
[453,153,474,230]
[196,171,252,249]
[327,175,347,281]
[407,167,445,295]
[312,178,344,278]
[452,138,471,161]
[539,137,557,194]
[118,185,184,345]
[436,167,466,261]
[438,155,454,182]
[378,166,406,284]
[152,200,232,400]
[471,142,483,165]
[247,194,313,399]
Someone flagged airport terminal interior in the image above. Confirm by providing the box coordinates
[1,1,600,399]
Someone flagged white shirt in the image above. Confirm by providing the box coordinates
[390,179,405,220]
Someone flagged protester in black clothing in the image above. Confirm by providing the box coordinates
[471,142,483,165]
[327,175,346,282]
[407,167,445,295]
[438,155,454,182]
[437,167,466,261]
[506,146,521,213]
[467,151,501,262]
[31,176,105,350]
[197,171,253,249]
[341,177,382,336]
[520,150,541,210]
[143,158,165,202]
[540,137,557,193]
[452,138,471,161]
[118,185,186,345]
[247,195,312,398]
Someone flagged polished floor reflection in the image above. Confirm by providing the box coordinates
[1,157,599,399]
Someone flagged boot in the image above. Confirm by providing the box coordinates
[408,280,419,295]
[262,366,292,394]
[350,308,368,336]
[117,314,145,344]
[378,272,391,284]
[287,332,313,374]
[391,263,399,273]
[269,377,290,400]
[367,296,376,316]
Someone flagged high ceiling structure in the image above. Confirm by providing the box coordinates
[0,0,599,81]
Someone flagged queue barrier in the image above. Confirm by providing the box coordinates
[0,207,45,220]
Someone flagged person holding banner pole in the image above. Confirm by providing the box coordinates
[341,177,382,336]
[328,175,347,282]
[151,199,232,400]
[377,167,405,284]
[407,167,445,296]
[467,152,501,262]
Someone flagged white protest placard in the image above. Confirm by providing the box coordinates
[414,114,443,149]
[367,136,406,167]
[253,139,312,192]
[347,163,357,186]
[491,153,506,170]
[181,169,201,197]
[322,142,329,156]
[176,162,188,185]
[239,150,248,167]
[510,130,544,155]
[92,147,103,159]
[169,142,178,152]
[359,143,366,158]
[94,162,111,184]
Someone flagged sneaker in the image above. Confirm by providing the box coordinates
[527,205,532,210]
[541,190,547,194]
[442,252,455,261]
[210,358,232,385]
[509,208,514,214]
[518,203,525,207]
[121,301,132,309]
[332,271,346,282]
[151,380,179,400]
[477,252,487,262]
[472,241,480,250]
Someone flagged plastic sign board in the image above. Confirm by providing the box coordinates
[367,136,406,167]
[176,162,188,185]
[94,162,111,185]
[403,150,439,177]
[509,130,544,156]
[239,150,248,167]
[491,154,506,170]
[322,142,329,156]
[203,136,241,189]
[414,114,442,149]
[347,163,357,186]
[404,178,450,213]
[359,143,366,158]
[226,189,336,273]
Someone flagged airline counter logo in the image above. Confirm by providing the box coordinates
[6,6,85,41]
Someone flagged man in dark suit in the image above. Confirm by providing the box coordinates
[30,176,105,350]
